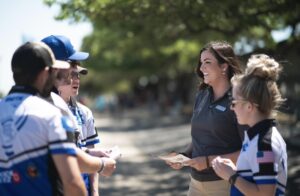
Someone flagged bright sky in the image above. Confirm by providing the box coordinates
[0,0,92,95]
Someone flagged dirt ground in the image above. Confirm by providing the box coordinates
[94,110,300,196]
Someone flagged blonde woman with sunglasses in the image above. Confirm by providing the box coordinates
[212,54,287,196]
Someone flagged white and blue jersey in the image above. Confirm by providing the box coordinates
[68,98,100,148]
[68,97,100,195]
[0,86,77,196]
[49,92,78,137]
[232,119,287,196]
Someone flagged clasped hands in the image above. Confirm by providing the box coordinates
[211,156,236,180]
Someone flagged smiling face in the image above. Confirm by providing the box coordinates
[199,50,226,87]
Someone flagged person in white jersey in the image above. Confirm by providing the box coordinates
[0,42,116,196]
[42,35,101,196]
[0,42,86,196]
[212,54,287,196]
[39,36,116,183]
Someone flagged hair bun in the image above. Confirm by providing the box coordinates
[245,54,282,81]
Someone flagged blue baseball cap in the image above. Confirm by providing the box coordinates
[41,35,89,61]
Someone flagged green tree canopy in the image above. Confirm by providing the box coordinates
[45,0,300,94]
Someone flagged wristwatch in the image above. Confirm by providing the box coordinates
[228,173,239,185]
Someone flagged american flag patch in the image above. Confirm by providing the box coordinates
[257,151,275,163]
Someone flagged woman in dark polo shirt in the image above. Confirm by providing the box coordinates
[165,41,246,196]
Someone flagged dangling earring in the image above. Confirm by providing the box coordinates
[222,69,226,75]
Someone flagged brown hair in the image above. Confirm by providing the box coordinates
[231,54,284,116]
[12,42,54,85]
[196,41,242,90]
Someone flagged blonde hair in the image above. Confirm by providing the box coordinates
[231,54,284,116]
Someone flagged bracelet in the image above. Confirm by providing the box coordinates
[228,173,239,185]
[98,158,105,174]
[205,156,210,168]
[85,148,90,154]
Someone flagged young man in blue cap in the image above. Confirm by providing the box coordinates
[42,35,102,196]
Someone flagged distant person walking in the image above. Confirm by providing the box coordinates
[0,42,86,195]
[165,41,246,196]
[212,54,287,195]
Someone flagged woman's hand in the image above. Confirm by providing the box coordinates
[183,156,207,171]
[164,152,184,170]
[211,156,236,180]
[100,157,116,177]
[88,148,110,158]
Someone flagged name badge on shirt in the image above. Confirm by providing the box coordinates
[215,105,226,111]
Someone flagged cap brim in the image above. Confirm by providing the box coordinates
[68,51,89,61]
[52,60,70,69]
[77,65,88,75]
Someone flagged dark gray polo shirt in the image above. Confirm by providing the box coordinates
[190,87,246,181]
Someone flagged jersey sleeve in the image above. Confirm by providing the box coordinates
[47,113,77,156]
[252,132,278,185]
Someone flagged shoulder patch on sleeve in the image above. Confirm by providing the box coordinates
[61,116,76,132]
